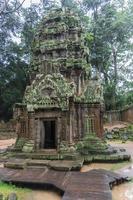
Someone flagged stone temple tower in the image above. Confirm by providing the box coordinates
[14,8,104,153]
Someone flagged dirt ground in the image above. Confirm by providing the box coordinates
[109,141,133,158]
[110,141,133,200]
[0,139,16,149]
[109,141,133,178]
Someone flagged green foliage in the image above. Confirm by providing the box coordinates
[0,181,31,199]
[0,7,27,120]
[0,1,41,120]
[0,40,28,120]
[83,0,133,110]
[21,5,41,55]
[116,91,133,109]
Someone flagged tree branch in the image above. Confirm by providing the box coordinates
[0,0,26,16]
[0,0,10,14]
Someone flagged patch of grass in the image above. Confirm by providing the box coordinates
[107,140,126,144]
[110,161,132,171]
[0,181,31,199]
[128,178,133,183]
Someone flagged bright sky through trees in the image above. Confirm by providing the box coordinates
[23,0,41,7]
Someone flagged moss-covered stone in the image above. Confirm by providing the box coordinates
[76,132,109,155]
[22,140,34,153]
[14,138,26,151]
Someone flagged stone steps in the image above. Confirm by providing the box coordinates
[8,151,80,160]
[84,153,131,163]
[4,158,84,171]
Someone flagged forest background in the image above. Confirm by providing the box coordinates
[0,0,133,121]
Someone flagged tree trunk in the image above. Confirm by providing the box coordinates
[112,45,118,109]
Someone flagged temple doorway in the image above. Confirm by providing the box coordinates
[43,120,56,149]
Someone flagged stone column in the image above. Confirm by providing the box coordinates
[35,118,41,150]
[57,117,61,150]
[29,112,35,139]
[69,104,73,145]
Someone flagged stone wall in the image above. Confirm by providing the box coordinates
[105,105,133,123]
[121,106,133,123]
[105,110,121,123]
[0,120,16,139]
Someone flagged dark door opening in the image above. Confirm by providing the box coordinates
[43,120,56,149]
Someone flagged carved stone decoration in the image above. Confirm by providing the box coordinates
[23,73,76,111]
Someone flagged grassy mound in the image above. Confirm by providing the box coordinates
[0,181,31,199]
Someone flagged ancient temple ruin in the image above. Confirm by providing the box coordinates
[14,9,104,153]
